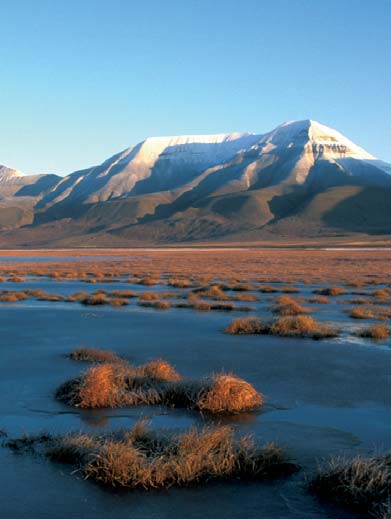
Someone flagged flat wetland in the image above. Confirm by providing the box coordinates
[1,248,391,518]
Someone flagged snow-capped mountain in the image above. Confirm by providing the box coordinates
[0,120,390,245]
[38,132,261,209]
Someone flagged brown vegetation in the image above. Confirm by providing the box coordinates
[271,296,311,316]
[7,422,296,489]
[56,358,262,414]
[310,452,391,518]
[192,285,229,300]
[109,290,137,298]
[373,289,390,299]
[138,300,171,309]
[194,374,263,413]
[109,297,129,306]
[139,291,180,301]
[0,291,28,302]
[36,292,64,302]
[167,277,194,288]
[138,277,160,286]
[280,286,300,293]
[269,316,338,339]
[314,286,346,296]
[346,297,371,305]
[69,347,123,363]
[1,250,391,286]
[225,317,266,335]
[308,296,329,304]
[80,293,110,306]
[226,315,337,339]
[234,293,259,302]
[349,306,380,319]
[356,324,390,340]
[259,285,278,293]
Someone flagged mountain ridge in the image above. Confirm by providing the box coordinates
[0,119,390,246]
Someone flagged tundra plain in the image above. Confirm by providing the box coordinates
[1,248,391,519]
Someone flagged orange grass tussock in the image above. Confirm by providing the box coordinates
[56,356,263,414]
[356,324,390,341]
[69,347,123,363]
[6,422,297,490]
[196,374,264,413]
[271,295,311,316]
[226,315,338,340]
[310,452,391,518]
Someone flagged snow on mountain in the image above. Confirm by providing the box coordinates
[1,120,391,242]
[40,132,261,207]
[2,120,390,214]
[230,120,391,187]
[0,165,24,179]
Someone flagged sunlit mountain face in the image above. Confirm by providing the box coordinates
[1,120,390,246]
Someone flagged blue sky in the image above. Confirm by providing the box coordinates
[1,0,390,175]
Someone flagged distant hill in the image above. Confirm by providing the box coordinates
[1,120,390,247]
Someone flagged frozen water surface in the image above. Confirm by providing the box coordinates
[0,266,390,518]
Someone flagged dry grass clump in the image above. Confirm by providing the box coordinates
[69,347,123,363]
[140,358,181,382]
[125,277,141,284]
[223,283,257,292]
[190,300,212,311]
[109,290,137,298]
[11,288,64,302]
[280,286,299,293]
[194,374,263,413]
[271,296,311,316]
[308,296,329,304]
[349,306,377,319]
[66,291,89,302]
[209,302,236,311]
[57,360,175,409]
[314,286,346,296]
[138,300,171,309]
[259,285,278,293]
[7,422,295,490]
[373,289,390,299]
[310,452,391,518]
[225,317,266,335]
[346,297,371,305]
[138,277,160,286]
[139,292,160,301]
[234,293,259,302]
[137,298,254,312]
[163,374,263,414]
[269,316,338,339]
[173,300,251,312]
[356,324,390,341]
[138,291,179,301]
[192,285,229,301]
[167,277,193,288]
[110,297,129,306]
[57,363,133,408]
[56,359,180,409]
[80,293,110,306]
[36,292,64,302]
[0,291,28,302]
[56,358,262,414]
[226,315,337,339]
